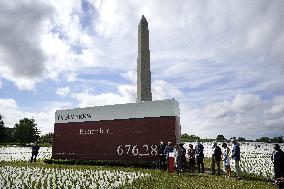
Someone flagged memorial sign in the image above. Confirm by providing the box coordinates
[52,99,180,161]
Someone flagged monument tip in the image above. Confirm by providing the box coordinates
[141,15,147,22]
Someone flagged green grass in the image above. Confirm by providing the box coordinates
[0,159,275,189]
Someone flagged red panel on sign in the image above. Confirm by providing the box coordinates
[52,116,180,161]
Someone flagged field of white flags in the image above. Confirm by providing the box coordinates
[1,142,283,178]
[0,165,149,189]
[0,146,52,161]
[0,143,280,189]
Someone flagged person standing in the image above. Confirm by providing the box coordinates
[158,140,166,170]
[211,141,222,175]
[195,139,204,173]
[179,143,186,172]
[164,141,174,171]
[187,144,196,172]
[31,142,40,163]
[231,139,241,179]
[222,142,231,177]
[271,144,284,179]
[174,144,183,174]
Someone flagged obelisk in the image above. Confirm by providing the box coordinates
[137,15,152,102]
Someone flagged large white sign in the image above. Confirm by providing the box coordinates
[55,99,179,123]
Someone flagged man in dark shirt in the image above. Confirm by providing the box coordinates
[158,140,166,170]
[179,143,186,172]
[31,142,40,163]
[272,144,284,179]
[195,139,204,173]
[211,141,222,175]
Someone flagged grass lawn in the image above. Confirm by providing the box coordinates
[0,159,276,189]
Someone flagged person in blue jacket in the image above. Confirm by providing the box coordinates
[231,138,241,179]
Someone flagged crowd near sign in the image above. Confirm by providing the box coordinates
[52,99,181,161]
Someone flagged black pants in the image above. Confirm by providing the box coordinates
[176,156,182,174]
[196,155,204,173]
[274,165,284,178]
[159,155,166,170]
[188,158,196,172]
[31,152,38,163]
[211,159,221,175]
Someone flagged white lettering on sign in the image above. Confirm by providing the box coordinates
[79,128,111,135]
[116,144,158,157]
[57,113,92,121]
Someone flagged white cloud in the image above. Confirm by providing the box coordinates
[0,98,71,134]
[0,0,54,90]
[152,80,183,100]
[0,0,284,139]
[121,71,136,84]
[181,94,284,139]
[56,87,70,97]
[71,78,183,107]
[72,85,136,107]
[66,72,78,82]
[232,94,261,113]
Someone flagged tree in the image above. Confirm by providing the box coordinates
[216,135,226,142]
[14,118,40,145]
[181,133,200,142]
[271,136,283,143]
[39,133,53,144]
[256,137,270,143]
[237,137,246,142]
[0,115,6,143]
[4,128,15,143]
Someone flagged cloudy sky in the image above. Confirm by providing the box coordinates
[0,0,283,139]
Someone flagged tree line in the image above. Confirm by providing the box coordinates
[181,133,283,143]
[0,115,53,145]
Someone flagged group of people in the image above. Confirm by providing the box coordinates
[158,141,187,173]
[158,139,284,181]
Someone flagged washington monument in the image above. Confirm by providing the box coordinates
[137,15,152,102]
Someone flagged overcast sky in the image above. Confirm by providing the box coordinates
[0,0,284,139]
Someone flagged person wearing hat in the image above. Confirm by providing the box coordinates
[271,144,284,179]
[231,138,241,179]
